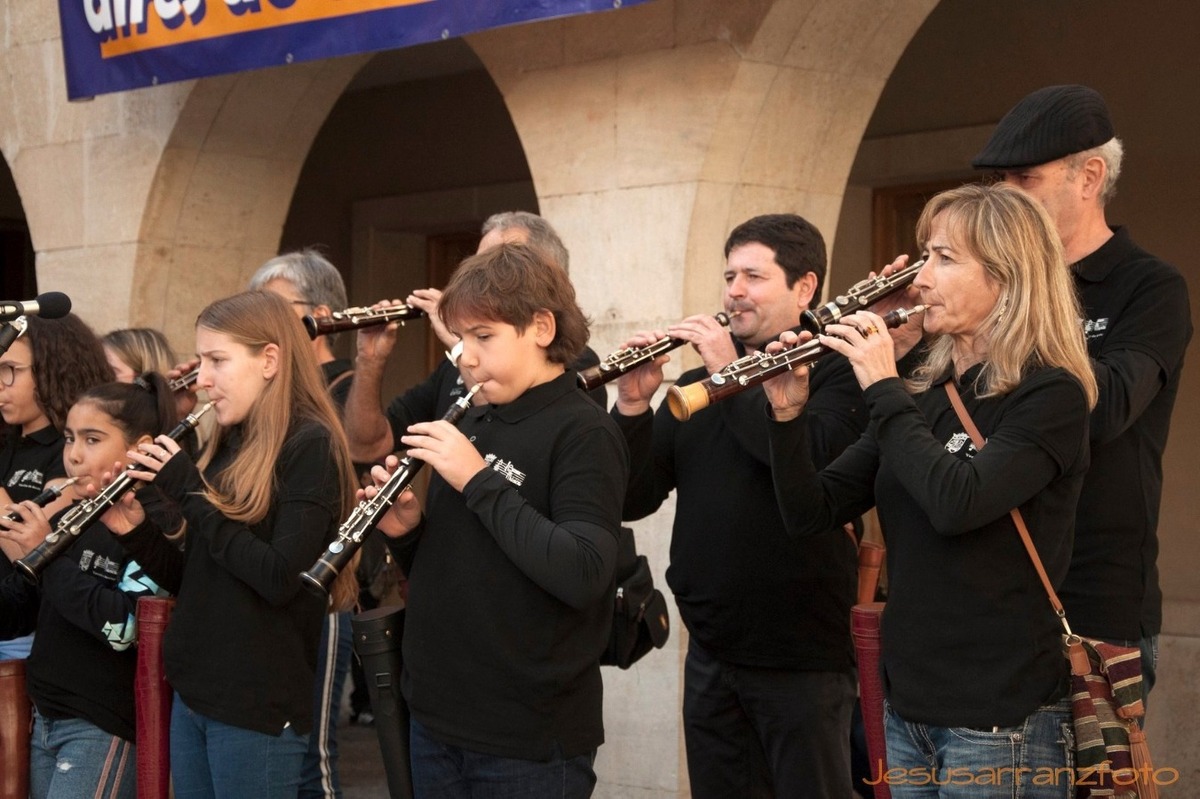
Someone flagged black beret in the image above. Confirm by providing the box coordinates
[972,85,1115,170]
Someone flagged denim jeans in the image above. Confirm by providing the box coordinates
[300,610,354,798]
[29,710,136,799]
[682,638,856,799]
[880,698,1073,798]
[170,693,310,799]
[409,716,596,798]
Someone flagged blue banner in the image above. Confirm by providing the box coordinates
[58,0,650,100]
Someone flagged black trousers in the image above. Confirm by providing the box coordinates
[683,638,855,799]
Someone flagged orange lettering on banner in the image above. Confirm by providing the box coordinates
[98,0,433,59]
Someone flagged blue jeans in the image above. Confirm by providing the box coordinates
[29,710,136,799]
[409,716,596,798]
[300,610,353,798]
[170,693,309,799]
[682,638,855,798]
[880,699,1073,798]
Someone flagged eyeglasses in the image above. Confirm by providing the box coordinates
[0,363,31,387]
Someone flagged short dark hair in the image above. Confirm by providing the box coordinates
[438,243,589,366]
[723,214,827,299]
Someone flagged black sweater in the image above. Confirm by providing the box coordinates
[1,489,174,741]
[613,345,865,671]
[769,367,1089,727]
[119,421,341,735]
[387,372,628,761]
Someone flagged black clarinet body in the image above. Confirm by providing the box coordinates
[301,384,481,594]
[1,477,79,524]
[800,259,925,334]
[14,403,213,584]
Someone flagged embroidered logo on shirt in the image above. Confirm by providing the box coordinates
[5,469,44,490]
[944,432,977,458]
[1083,317,1109,339]
[483,454,526,487]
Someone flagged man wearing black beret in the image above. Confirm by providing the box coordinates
[974,85,1192,701]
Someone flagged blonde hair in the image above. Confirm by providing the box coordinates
[194,291,359,610]
[908,183,1098,408]
[101,328,178,377]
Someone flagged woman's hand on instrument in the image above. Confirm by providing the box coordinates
[355,299,407,365]
[821,310,899,390]
[866,254,924,360]
[669,314,738,375]
[614,329,669,416]
[762,331,813,422]
[362,455,422,537]
[407,288,454,350]
[0,500,53,558]
[400,421,487,493]
[123,435,183,483]
[95,462,147,535]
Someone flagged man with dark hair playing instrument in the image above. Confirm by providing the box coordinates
[610,214,866,798]
[974,85,1192,699]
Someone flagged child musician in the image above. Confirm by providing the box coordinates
[106,291,358,798]
[367,243,628,797]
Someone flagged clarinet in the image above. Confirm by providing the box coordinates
[577,312,738,392]
[666,307,926,421]
[1,477,80,523]
[14,402,214,584]
[799,259,925,334]
[301,384,482,594]
[303,304,426,339]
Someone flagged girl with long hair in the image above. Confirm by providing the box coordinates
[107,291,358,798]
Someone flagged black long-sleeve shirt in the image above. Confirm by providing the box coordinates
[386,372,628,761]
[119,421,341,735]
[1059,228,1192,640]
[614,343,865,670]
[1,488,173,741]
[769,367,1090,727]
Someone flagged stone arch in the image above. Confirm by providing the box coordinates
[129,55,371,348]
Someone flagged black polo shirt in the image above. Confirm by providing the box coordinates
[1,424,66,583]
[1058,227,1192,640]
[387,371,628,761]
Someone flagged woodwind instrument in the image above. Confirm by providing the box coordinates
[168,368,199,392]
[303,304,426,339]
[800,259,925,334]
[301,384,481,594]
[577,312,736,391]
[14,403,214,584]
[1,477,79,523]
[666,306,925,421]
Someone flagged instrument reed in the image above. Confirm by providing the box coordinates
[667,306,926,421]
[300,384,481,594]
[14,403,214,584]
[800,259,925,334]
[303,304,426,339]
[577,312,738,391]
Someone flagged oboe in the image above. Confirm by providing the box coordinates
[14,402,214,584]
[168,368,199,392]
[800,259,925,334]
[301,383,482,594]
[1,477,79,523]
[667,306,926,421]
[303,304,426,339]
[577,312,738,391]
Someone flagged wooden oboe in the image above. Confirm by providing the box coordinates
[303,304,426,339]
[14,403,214,584]
[300,384,481,594]
[577,312,738,391]
[800,259,925,334]
[667,307,925,421]
[1,477,79,523]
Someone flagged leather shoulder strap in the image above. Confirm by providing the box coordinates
[943,381,1072,635]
